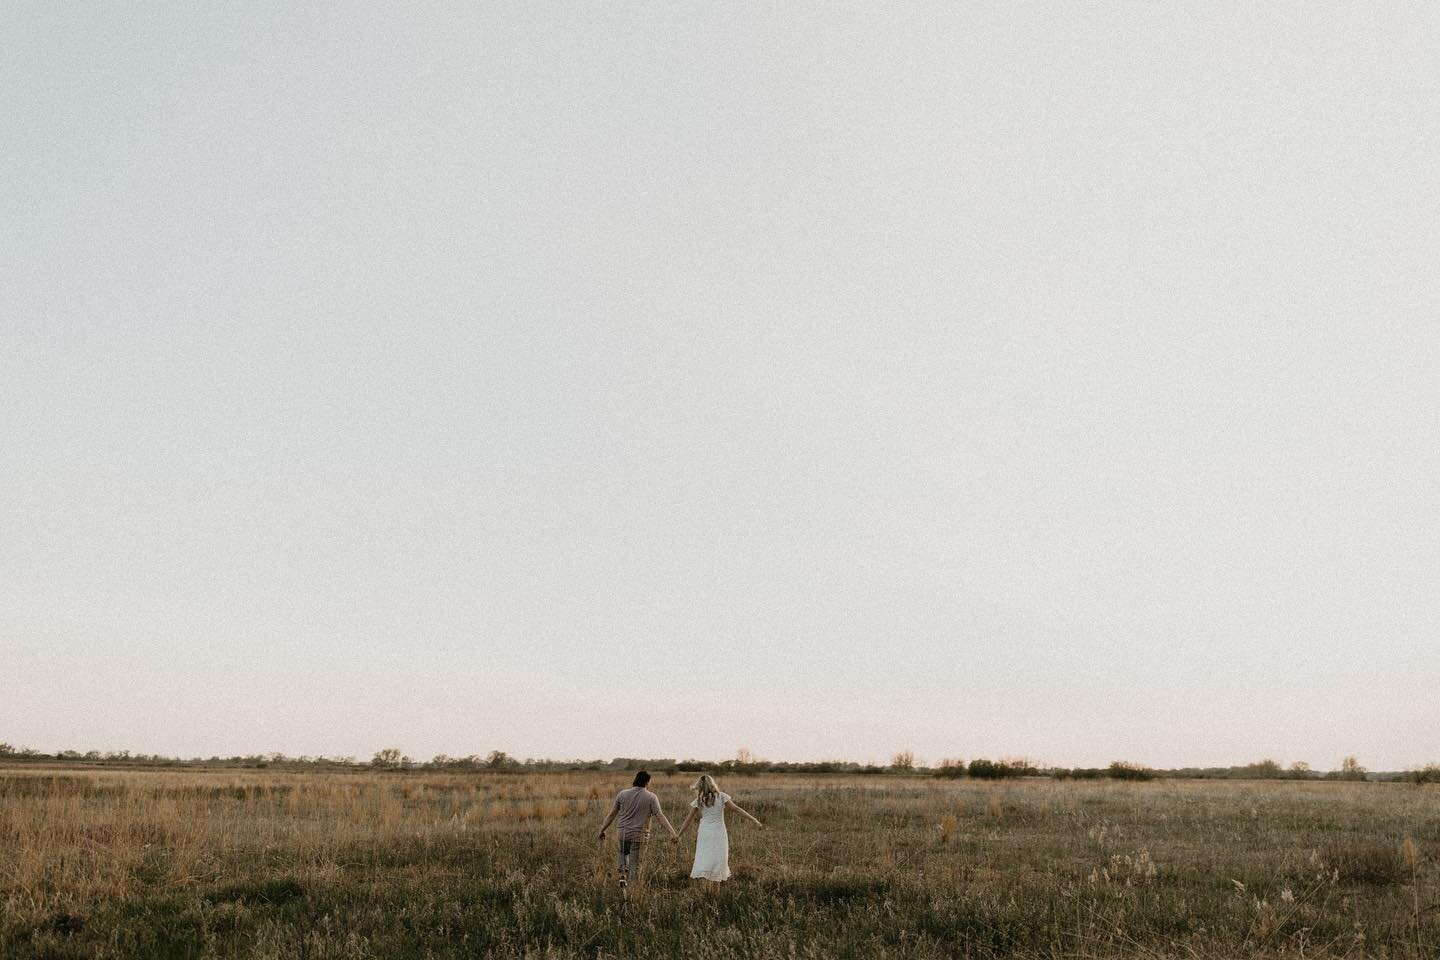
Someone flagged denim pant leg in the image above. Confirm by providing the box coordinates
[617,838,643,878]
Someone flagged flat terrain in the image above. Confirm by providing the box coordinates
[2,766,1437,958]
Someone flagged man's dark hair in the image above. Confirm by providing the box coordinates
[632,770,651,787]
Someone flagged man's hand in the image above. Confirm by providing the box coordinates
[670,834,680,845]
[598,830,606,842]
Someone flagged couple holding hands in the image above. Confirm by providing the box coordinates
[597,771,764,893]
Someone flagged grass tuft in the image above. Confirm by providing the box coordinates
[205,878,304,906]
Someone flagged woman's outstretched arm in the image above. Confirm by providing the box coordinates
[675,808,696,837]
[723,800,764,828]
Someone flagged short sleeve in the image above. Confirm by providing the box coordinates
[612,792,623,809]
[650,793,662,814]
[720,792,731,804]
[689,798,699,809]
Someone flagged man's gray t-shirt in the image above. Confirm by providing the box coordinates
[613,786,662,841]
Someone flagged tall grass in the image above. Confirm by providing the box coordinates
[2,767,1437,958]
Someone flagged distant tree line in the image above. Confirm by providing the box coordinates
[1157,756,1374,782]
[1,741,1428,782]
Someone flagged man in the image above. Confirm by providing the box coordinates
[597,770,679,894]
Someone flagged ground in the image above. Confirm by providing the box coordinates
[2,766,1437,958]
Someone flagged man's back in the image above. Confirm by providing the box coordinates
[614,785,662,840]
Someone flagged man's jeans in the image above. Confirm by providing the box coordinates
[616,837,645,879]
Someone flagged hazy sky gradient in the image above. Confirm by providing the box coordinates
[4,3,1438,768]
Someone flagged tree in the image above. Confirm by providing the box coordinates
[1249,759,1282,778]
[371,748,402,768]
[1409,763,1440,784]
[735,748,755,766]
[486,750,512,769]
[967,759,1007,779]
[1107,761,1154,781]
[1339,756,1367,781]
[936,758,966,778]
[890,751,915,771]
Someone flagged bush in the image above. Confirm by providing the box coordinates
[966,759,1037,780]
[1059,767,1107,780]
[1408,763,1440,784]
[371,748,402,769]
[1326,756,1368,781]
[1107,761,1154,781]
[1237,759,1283,779]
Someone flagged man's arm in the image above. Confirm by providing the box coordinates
[648,792,680,841]
[597,799,621,841]
[675,808,696,837]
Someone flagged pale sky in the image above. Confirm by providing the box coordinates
[3,3,1438,770]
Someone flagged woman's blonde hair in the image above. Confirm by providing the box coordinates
[692,774,720,808]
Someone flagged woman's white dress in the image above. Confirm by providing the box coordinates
[689,792,731,881]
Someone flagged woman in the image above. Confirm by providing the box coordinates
[674,774,764,885]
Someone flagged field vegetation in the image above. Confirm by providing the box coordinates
[2,766,1438,958]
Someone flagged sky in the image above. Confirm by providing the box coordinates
[3,3,1438,770]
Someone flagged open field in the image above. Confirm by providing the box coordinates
[2,766,1437,959]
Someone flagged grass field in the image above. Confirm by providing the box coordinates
[2,766,1437,958]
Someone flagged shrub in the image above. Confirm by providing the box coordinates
[1063,767,1108,780]
[371,748,402,769]
[966,759,1003,779]
[967,759,1036,780]
[1237,759,1283,779]
[1107,761,1154,781]
[1326,756,1368,781]
[1408,763,1440,784]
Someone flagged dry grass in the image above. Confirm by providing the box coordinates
[2,766,1438,958]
